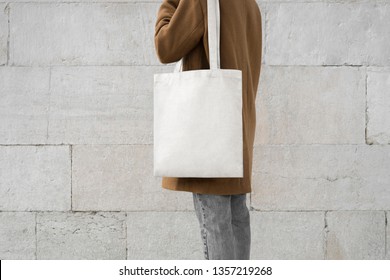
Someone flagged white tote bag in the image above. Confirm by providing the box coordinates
[153,0,243,178]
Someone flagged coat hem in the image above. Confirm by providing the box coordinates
[161,180,251,195]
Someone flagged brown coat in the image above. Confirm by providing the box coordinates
[154,0,262,195]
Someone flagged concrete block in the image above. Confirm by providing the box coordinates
[326,211,385,259]
[354,145,390,209]
[0,145,71,211]
[0,67,50,144]
[72,144,194,211]
[127,211,203,259]
[367,67,390,144]
[47,66,168,144]
[387,211,390,260]
[9,3,159,66]
[265,2,390,66]
[6,0,160,2]
[251,144,390,210]
[0,4,7,65]
[36,211,126,259]
[255,66,366,145]
[259,0,390,2]
[0,212,36,259]
[251,211,324,259]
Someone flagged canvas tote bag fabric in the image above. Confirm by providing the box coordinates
[153,0,243,177]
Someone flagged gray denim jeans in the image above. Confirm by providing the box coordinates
[192,192,251,260]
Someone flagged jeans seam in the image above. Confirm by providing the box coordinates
[197,195,209,260]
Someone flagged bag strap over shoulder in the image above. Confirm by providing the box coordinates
[174,0,220,72]
[207,0,220,70]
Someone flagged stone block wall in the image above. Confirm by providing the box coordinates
[0,0,389,259]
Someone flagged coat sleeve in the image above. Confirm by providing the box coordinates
[154,0,205,64]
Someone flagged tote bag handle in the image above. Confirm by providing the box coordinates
[174,0,220,72]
